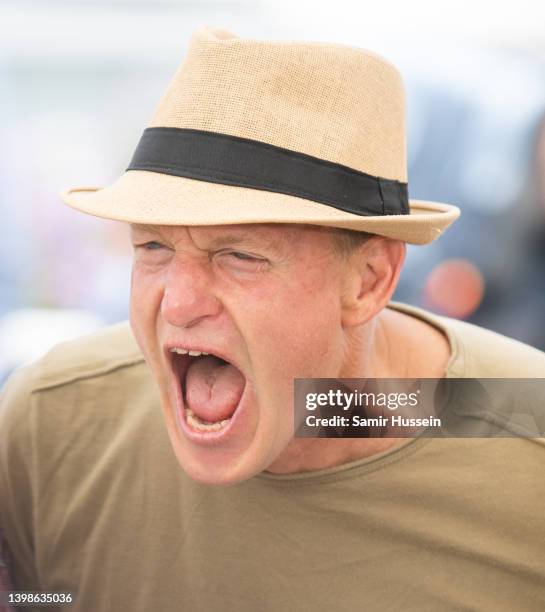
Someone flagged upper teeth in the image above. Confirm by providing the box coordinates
[170,348,209,356]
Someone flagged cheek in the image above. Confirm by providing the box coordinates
[129,264,163,355]
[232,270,341,379]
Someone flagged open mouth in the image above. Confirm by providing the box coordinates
[170,347,247,435]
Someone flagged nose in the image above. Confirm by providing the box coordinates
[161,257,222,329]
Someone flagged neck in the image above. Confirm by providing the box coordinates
[265,306,452,475]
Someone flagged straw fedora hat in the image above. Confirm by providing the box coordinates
[62,26,460,245]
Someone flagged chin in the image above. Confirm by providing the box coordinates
[170,442,269,486]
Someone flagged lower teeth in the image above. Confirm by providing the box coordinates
[185,408,231,432]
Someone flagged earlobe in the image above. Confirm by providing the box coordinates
[340,238,406,328]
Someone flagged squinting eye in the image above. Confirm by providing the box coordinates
[216,250,268,272]
[139,241,164,250]
[230,252,259,261]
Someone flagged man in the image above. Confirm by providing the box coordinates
[1,26,545,611]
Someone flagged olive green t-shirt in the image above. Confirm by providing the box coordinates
[1,303,545,612]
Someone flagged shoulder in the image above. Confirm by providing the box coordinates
[0,321,161,490]
[440,315,545,377]
[388,302,545,377]
[0,323,166,585]
[0,321,153,448]
[19,320,145,393]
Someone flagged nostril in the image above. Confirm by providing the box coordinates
[161,269,223,329]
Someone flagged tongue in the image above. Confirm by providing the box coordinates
[184,356,245,422]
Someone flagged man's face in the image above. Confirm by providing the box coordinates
[129,223,351,485]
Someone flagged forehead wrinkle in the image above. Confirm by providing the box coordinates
[130,223,163,235]
[207,234,247,249]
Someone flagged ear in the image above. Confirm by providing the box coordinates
[340,237,406,327]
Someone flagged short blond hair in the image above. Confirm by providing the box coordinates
[329,227,374,256]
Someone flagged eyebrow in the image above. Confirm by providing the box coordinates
[130,225,282,254]
[207,232,284,256]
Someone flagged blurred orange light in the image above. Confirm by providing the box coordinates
[424,258,485,319]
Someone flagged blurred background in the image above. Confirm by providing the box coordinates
[1,0,545,382]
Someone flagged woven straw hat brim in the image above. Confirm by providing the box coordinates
[62,170,460,245]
